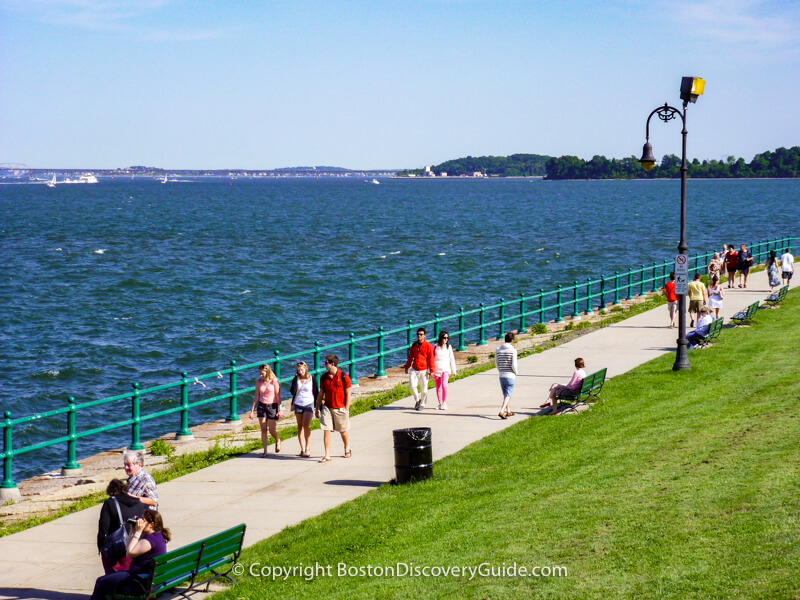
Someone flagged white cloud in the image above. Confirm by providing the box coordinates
[674,0,800,48]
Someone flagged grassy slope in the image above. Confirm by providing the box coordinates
[215,292,798,599]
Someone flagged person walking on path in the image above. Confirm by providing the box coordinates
[433,330,457,410]
[708,253,722,280]
[546,357,586,416]
[766,250,781,292]
[663,272,678,328]
[780,247,794,285]
[250,364,283,457]
[123,449,158,508]
[97,479,146,574]
[737,243,753,288]
[315,354,352,462]
[404,327,435,411]
[725,244,739,288]
[90,510,171,600]
[687,273,707,327]
[290,361,318,458]
[707,275,725,320]
[495,332,518,419]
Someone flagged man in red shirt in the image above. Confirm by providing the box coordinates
[404,327,435,411]
[315,354,352,462]
[663,272,678,328]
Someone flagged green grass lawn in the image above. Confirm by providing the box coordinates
[214,292,800,600]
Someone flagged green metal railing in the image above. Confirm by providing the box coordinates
[1,236,795,493]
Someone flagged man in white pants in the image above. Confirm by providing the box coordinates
[404,327,434,411]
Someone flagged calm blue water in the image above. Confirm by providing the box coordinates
[1,177,798,481]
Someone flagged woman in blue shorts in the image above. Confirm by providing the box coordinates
[290,361,318,458]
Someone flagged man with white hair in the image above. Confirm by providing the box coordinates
[687,306,714,349]
[123,449,158,508]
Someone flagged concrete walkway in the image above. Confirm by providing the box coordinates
[0,280,780,599]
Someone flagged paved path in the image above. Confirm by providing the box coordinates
[0,280,779,599]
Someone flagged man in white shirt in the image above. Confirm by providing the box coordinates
[780,248,794,285]
[687,307,715,349]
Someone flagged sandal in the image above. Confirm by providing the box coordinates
[319,456,331,463]
[344,450,352,458]
[498,411,507,420]
[506,411,515,417]
[275,441,281,453]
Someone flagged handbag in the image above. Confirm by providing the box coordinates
[102,498,128,564]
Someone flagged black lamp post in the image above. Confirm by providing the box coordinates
[639,76,704,371]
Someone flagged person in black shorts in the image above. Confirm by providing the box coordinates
[737,243,753,288]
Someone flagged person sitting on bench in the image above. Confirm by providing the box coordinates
[546,357,586,415]
[687,306,714,348]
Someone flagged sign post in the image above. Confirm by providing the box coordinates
[674,254,689,295]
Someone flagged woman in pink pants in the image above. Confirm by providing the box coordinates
[433,331,457,410]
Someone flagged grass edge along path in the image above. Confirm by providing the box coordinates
[212,291,800,600]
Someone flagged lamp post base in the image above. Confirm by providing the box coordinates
[673,340,691,371]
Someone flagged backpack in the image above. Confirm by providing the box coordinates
[102,498,128,564]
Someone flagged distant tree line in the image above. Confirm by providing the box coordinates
[397,147,800,179]
[398,154,551,177]
[544,146,800,180]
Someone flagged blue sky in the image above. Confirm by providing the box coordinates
[1,0,798,170]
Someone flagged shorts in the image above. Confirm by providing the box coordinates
[499,376,515,398]
[320,405,349,432]
[738,267,750,276]
[293,404,314,415]
[667,300,677,313]
[688,299,703,313]
[256,403,280,420]
[782,270,793,281]
[726,267,737,276]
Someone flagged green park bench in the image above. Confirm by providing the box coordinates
[112,523,246,600]
[764,285,788,307]
[556,367,607,414]
[731,301,759,326]
[691,317,723,348]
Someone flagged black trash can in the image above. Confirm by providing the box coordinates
[393,427,433,484]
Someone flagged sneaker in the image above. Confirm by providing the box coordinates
[414,401,421,411]
[441,403,447,410]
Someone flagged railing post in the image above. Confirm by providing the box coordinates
[498,298,505,338]
[556,285,564,322]
[62,396,81,475]
[585,278,594,316]
[226,360,241,422]
[640,265,646,296]
[313,342,322,384]
[538,288,545,323]
[694,253,700,274]
[518,293,526,333]
[376,327,387,378]
[599,275,606,313]
[571,281,580,319]
[613,271,620,305]
[406,319,413,347]
[273,349,282,384]
[0,411,19,502]
[478,303,487,345]
[457,307,467,351]
[434,313,440,341]
[177,372,194,438]
[348,332,358,386]
[627,270,633,299]
[130,383,143,451]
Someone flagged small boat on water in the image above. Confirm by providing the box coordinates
[46,175,57,188]
[62,174,98,184]
[366,178,380,185]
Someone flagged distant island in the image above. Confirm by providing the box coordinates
[397,146,800,179]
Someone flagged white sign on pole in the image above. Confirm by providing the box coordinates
[674,254,689,294]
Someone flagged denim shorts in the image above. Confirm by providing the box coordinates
[499,376,516,398]
[293,404,314,415]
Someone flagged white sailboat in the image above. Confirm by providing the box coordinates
[46,175,57,187]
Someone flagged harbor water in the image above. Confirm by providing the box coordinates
[1,176,797,480]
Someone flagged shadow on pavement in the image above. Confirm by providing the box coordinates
[0,589,86,600]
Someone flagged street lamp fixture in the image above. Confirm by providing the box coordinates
[639,77,704,371]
